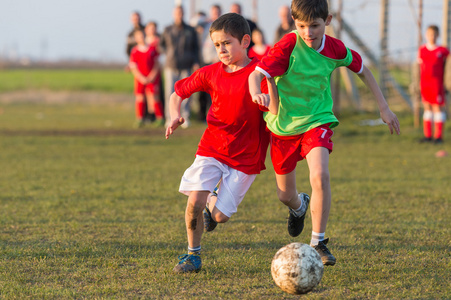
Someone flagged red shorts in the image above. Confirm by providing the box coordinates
[270,124,334,175]
[421,90,446,106]
[134,77,161,95]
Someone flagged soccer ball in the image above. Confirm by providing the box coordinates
[271,243,324,295]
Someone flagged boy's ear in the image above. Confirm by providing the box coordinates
[325,14,333,26]
[242,34,251,48]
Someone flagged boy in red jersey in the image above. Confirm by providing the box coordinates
[418,25,450,144]
[129,29,164,128]
[249,0,400,266]
[165,13,278,273]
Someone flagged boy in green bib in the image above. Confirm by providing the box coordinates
[249,0,400,265]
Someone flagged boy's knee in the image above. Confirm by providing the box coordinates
[187,196,207,216]
[212,207,230,223]
[310,170,330,189]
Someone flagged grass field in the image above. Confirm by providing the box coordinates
[0,69,133,93]
[0,70,450,299]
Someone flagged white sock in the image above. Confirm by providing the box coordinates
[310,231,325,246]
[291,194,307,217]
[188,246,201,255]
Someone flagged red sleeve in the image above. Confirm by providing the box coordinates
[321,36,363,73]
[174,68,207,99]
[257,32,297,78]
[347,49,363,73]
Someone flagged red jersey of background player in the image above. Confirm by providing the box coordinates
[418,45,450,105]
[129,45,161,91]
[175,57,269,175]
[248,45,271,61]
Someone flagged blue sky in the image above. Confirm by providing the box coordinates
[0,0,444,63]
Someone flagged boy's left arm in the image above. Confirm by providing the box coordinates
[358,65,401,135]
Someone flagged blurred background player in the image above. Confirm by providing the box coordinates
[248,27,271,61]
[273,5,295,44]
[196,4,222,122]
[129,30,163,128]
[144,21,164,126]
[126,11,145,59]
[230,2,257,48]
[144,21,160,50]
[418,25,450,144]
[160,6,200,128]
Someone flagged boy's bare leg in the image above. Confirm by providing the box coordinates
[305,147,331,233]
[174,190,209,273]
[275,170,309,237]
[208,195,230,224]
[185,191,210,248]
[145,92,156,114]
[305,147,336,265]
[274,170,301,209]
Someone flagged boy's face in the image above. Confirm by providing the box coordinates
[293,15,332,50]
[252,30,263,45]
[145,24,156,36]
[425,28,438,45]
[211,30,250,66]
[134,30,145,44]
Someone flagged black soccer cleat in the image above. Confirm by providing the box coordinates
[313,238,336,266]
[434,138,443,144]
[287,193,310,237]
[418,137,432,143]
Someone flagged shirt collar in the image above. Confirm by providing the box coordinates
[316,35,326,53]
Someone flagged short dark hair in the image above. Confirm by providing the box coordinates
[427,25,440,36]
[291,0,329,22]
[209,13,250,41]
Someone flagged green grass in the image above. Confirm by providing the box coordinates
[0,69,133,93]
[0,99,450,299]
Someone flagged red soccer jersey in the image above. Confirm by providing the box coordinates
[418,45,450,105]
[129,45,159,76]
[256,33,363,78]
[175,58,269,175]
[248,45,271,61]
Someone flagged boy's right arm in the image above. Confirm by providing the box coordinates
[165,92,185,139]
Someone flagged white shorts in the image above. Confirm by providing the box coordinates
[179,155,257,217]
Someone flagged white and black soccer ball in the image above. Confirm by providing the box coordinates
[271,243,324,295]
